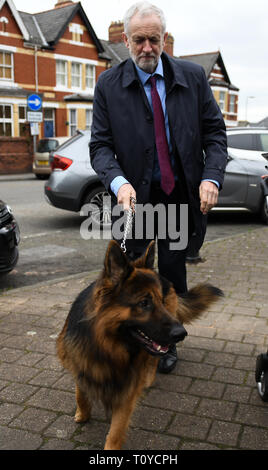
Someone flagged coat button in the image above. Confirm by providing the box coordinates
[141,179,148,185]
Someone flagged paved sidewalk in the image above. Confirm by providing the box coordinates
[0,228,268,450]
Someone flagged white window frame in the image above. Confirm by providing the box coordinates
[0,51,14,82]
[85,108,93,130]
[56,60,67,87]
[71,62,82,89]
[69,108,77,136]
[229,95,236,114]
[69,23,83,44]
[85,64,95,92]
[219,91,225,112]
[0,103,13,136]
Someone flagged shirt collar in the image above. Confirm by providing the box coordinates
[135,57,164,86]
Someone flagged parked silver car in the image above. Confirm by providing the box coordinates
[45,130,110,226]
[227,127,268,162]
[216,151,268,223]
[45,130,268,225]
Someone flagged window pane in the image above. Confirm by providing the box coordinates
[5,123,12,136]
[71,63,81,87]
[44,108,53,119]
[260,135,268,152]
[0,105,3,119]
[19,123,27,136]
[0,53,3,65]
[5,106,11,118]
[0,67,3,78]
[227,134,254,150]
[19,106,26,120]
[56,60,67,86]
[86,64,95,89]
[5,53,11,66]
[70,109,76,124]
[5,68,12,79]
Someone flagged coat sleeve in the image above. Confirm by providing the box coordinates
[200,67,228,189]
[89,74,127,191]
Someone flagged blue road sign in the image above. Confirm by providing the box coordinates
[27,94,42,111]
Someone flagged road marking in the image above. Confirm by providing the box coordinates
[22,231,63,239]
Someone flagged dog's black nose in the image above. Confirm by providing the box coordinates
[170,324,188,343]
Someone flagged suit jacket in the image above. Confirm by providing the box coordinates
[89,52,228,242]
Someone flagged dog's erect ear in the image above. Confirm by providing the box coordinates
[144,241,155,269]
[133,241,155,270]
[104,240,133,284]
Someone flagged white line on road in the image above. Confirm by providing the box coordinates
[22,231,63,239]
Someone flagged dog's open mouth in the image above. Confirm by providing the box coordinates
[131,328,170,356]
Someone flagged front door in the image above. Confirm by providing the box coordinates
[44,109,54,137]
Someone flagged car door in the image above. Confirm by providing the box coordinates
[217,155,248,207]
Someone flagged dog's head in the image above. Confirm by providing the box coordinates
[96,240,187,356]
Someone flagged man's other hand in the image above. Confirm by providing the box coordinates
[199,181,219,215]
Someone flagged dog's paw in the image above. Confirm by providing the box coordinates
[74,410,90,423]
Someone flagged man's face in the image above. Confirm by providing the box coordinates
[123,13,168,74]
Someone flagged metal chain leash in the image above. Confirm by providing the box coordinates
[120,196,136,253]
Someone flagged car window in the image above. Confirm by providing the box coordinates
[227,133,255,150]
[37,139,59,152]
[260,134,268,152]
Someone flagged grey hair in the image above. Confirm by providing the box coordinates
[123,1,166,36]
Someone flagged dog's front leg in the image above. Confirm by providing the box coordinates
[74,384,92,423]
[104,394,138,450]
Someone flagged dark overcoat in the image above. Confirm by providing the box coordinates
[89,52,228,243]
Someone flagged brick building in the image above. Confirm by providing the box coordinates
[0,0,110,173]
[0,0,239,173]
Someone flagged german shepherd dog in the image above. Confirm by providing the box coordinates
[57,240,223,450]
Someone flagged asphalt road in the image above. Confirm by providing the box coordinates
[0,174,265,291]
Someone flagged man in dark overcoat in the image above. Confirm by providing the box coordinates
[90,1,228,373]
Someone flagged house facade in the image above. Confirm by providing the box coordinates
[0,0,110,172]
[0,1,239,173]
[179,52,239,128]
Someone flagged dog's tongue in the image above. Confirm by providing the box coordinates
[152,342,169,353]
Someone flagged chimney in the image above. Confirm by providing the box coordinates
[54,0,74,8]
[108,21,124,43]
[164,33,174,57]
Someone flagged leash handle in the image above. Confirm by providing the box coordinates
[120,196,136,253]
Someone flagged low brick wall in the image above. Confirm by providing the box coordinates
[0,134,33,174]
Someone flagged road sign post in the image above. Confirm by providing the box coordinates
[27,93,43,154]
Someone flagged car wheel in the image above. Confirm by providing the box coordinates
[83,186,111,228]
[255,353,268,402]
[260,196,268,224]
[257,370,268,402]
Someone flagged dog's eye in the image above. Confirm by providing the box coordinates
[138,298,152,310]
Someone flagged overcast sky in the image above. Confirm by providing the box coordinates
[12,0,268,123]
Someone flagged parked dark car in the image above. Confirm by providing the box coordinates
[45,130,268,226]
[0,200,20,275]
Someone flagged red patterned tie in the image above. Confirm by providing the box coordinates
[149,75,175,195]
